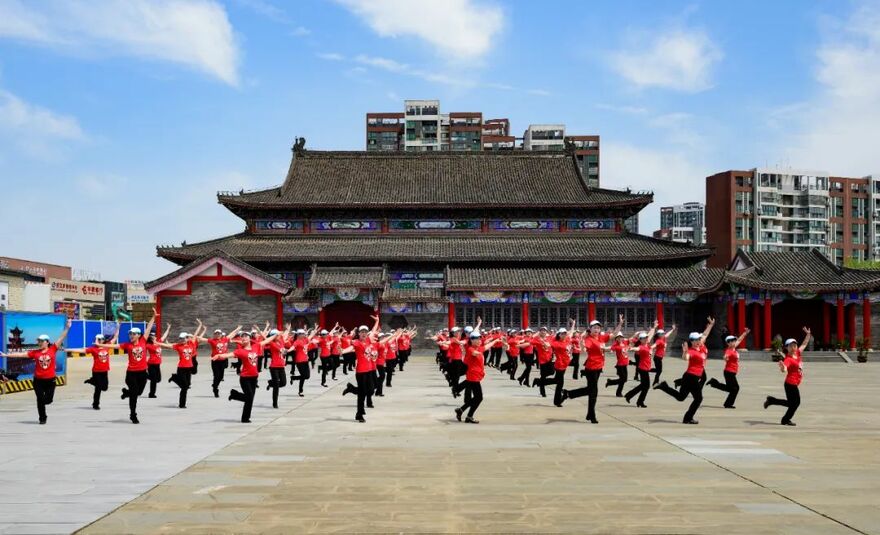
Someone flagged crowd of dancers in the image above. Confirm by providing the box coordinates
[1,309,807,427]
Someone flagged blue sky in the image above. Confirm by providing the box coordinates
[1,0,878,281]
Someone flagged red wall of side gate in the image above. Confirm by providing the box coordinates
[322,301,374,331]
[767,300,824,345]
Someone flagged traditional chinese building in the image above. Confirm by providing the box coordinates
[145,144,880,350]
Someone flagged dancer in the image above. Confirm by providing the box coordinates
[145,322,171,398]
[202,326,242,398]
[211,330,280,423]
[75,322,126,409]
[340,315,381,422]
[455,330,501,424]
[764,327,810,426]
[317,327,334,387]
[654,317,716,424]
[498,329,520,380]
[330,328,343,381]
[604,332,630,397]
[97,309,158,424]
[265,325,290,408]
[651,325,677,385]
[167,330,201,408]
[516,328,536,386]
[397,328,412,371]
[624,322,659,408]
[569,329,583,380]
[564,319,610,422]
[1,319,72,424]
[533,321,575,406]
[489,327,504,368]
[441,327,466,397]
[707,328,750,408]
[341,328,355,375]
[287,327,318,397]
[531,327,554,397]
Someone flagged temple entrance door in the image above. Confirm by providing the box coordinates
[323,301,374,331]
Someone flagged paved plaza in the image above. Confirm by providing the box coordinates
[1,354,878,534]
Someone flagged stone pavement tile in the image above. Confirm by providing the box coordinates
[0,523,84,535]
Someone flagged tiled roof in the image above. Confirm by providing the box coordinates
[726,249,880,291]
[217,150,651,208]
[157,233,713,264]
[381,285,448,303]
[283,288,316,302]
[144,250,292,293]
[447,267,725,292]
[309,266,386,288]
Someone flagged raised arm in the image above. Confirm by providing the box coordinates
[258,333,280,348]
[699,316,715,344]
[681,341,689,360]
[227,325,243,339]
[613,314,624,335]
[144,308,158,342]
[799,327,811,352]
[475,316,483,332]
[369,314,381,336]
[54,319,73,348]
[161,322,172,343]
[734,328,750,349]
[645,320,658,349]
[664,324,677,340]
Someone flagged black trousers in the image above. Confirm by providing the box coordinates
[89,371,108,408]
[354,371,371,418]
[766,383,800,423]
[147,363,161,396]
[308,348,319,368]
[709,370,740,407]
[652,356,663,384]
[319,357,332,385]
[191,355,199,375]
[568,369,601,418]
[499,355,518,379]
[229,376,258,422]
[385,359,395,387]
[169,367,192,408]
[375,365,386,395]
[330,354,340,379]
[33,377,56,421]
[657,373,704,422]
[570,353,581,380]
[211,359,228,392]
[459,381,483,418]
[291,361,310,393]
[123,370,148,417]
[606,364,628,397]
[535,361,555,396]
[517,353,535,384]
[343,353,355,373]
[490,346,503,367]
[269,367,287,408]
[449,359,465,393]
[625,369,651,406]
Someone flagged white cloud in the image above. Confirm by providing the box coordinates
[317,52,344,61]
[335,0,503,60]
[778,3,880,176]
[601,142,711,233]
[527,89,551,97]
[0,0,240,86]
[610,29,722,92]
[291,26,311,37]
[355,54,409,73]
[77,174,127,198]
[0,88,85,158]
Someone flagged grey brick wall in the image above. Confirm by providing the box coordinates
[380,313,446,349]
[161,281,278,334]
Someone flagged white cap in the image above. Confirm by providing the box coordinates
[656,329,665,335]
[785,338,797,346]
[179,332,189,339]
[469,332,481,339]
[524,327,534,332]
[358,325,369,331]
[614,332,624,338]
[295,329,306,335]
[221,332,227,337]
[95,334,106,341]
[320,329,329,335]
[637,331,648,339]
[688,332,701,341]
[464,326,474,333]
[725,335,737,343]
[130,327,142,334]
[589,320,602,327]
[451,327,461,332]
[240,331,252,337]
[269,329,280,336]
[37,334,51,342]
[539,326,548,332]
[556,327,567,334]
[213,329,223,334]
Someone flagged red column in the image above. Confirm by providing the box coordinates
[521,300,529,329]
[751,303,761,350]
[448,302,456,330]
[823,301,831,345]
[726,299,735,334]
[837,297,845,345]
[737,298,746,348]
[864,298,871,348]
[155,293,163,336]
[763,298,772,349]
[588,302,596,323]
[848,304,857,350]
[276,294,283,329]
[655,301,664,329]
[318,307,325,330]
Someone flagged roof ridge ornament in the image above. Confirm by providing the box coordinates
[293,137,306,155]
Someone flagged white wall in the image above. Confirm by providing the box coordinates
[22,282,51,312]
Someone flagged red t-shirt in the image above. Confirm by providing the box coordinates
[332,335,342,354]
[520,336,533,354]
[268,340,286,368]
[27,345,58,380]
[534,337,552,364]
[387,339,398,360]
[208,337,230,357]
[784,350,803,386]
[583,335,606,371]
[507,335,520,357]
[319,337,331,358]
[119,338,149,372]
[570,336,581,354]
[341,335,352,350]
[447,337,463,361]
[550,339,571,370]
[611,341,628,366]
[146,343,163,365]
[290,338,310,363]
[724,348,739,373]
[352,339,375,373]
[376,342,387,366]
[86,345,111,372]
[464,344,486,382]
[685,347,707,376]
[172,342,196,368]
[637,344,652,371]
[232,344,261,377]
[654,337,667,358]
[398,334,411,351]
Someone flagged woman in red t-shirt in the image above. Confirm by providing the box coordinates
[530,328,556,397]
[196,325,242,398]
[286,327,319,397]
[144,323,172,398]
[340,315,381,422]
[564,319,614,422]
[1,319,72,424]
[764,327,811,426]
[651,324,677,386]
[455,331,503,424]
[707,328,750,408]
[70,324,128,410]
[516,328,536,386]
[212,330,279,423]
[655,317,715,424]
[533,321,575,406]
[96,309,158,424]
[498,329,520,380]
[623,322,659,409]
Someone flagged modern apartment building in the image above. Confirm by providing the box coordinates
[522,124,565,151]
[366,112,405,151]
[566,135,600,189]
[706,168,872,267]
[655,202,706,244]
[403,99,442,151]
[482,118,515,150]
[448,112,483,151]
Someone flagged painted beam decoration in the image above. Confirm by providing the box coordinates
[311,220,381,232]
[254,220,305,233]
[321,288,376,306]
[389,272,445,289]
[380,302,447,314]
[389,220,481,232]
[453,291,521,304]
[490,220,558,231]
[566,219,617,231]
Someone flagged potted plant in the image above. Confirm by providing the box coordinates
[856,337,869,363]
[837,337,849,352]
[770,338,784,361]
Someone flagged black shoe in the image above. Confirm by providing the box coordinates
[342,384,354,396]
[356,416,366,423]
[561,389,569,402]
[148,394,157,398]
[376,393,384,397]
[616,392,623,398]
[636,403,647,408]
[724,405,736,409]
[455,408,463,421]
[39,418,47,425]
[273,404,278,409]
[228,392,234,401]
[580,369,587,378]
[92,404,100,410]
[465,417,479,424]
[121,388,129,400]
[625,395,633,404]
[84,378,93,385]
[168,375,175,384]
[213,389,219,398]
[653,381,667,391]
[321,383,327,387]
[367,403,374,408]
[298,392,304,397]
[179,405,186,409]
[683,419,699,425]
[763,398,771,410]
[130,414,139,424]
[707,378,719,388]
[781,420,796,426]
[241,419,251,423]
[588,417,599,424]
